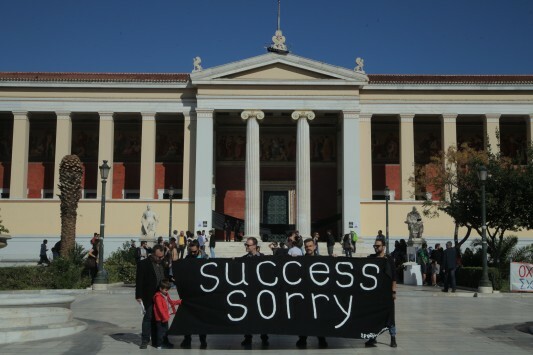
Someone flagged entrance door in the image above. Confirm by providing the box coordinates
[262,191,289,224]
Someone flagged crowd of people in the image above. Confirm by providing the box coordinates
[135,230,397,350]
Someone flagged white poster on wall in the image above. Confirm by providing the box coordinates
[510,262,533,292]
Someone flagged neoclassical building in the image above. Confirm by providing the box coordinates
[1,52,532,258]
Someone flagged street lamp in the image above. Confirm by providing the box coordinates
[385,186,390,254]
[93,160,110,287]
[477,165,493,293]
[168,185,174,240]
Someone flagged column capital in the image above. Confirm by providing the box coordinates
[485,113,501,123]
[359,112,372,122]
[12,111,28,119]
[442,113,458,123]
[400,113,415,123]
[98,112,114,121]
[241,110,265,121]
[141,112,156,121]
[342,111,360,120]
[195,108,214,119]
[56,111,71,120]
[291,110,315,121]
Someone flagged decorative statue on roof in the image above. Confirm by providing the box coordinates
[355,57,365,73]
[193,57,202,72]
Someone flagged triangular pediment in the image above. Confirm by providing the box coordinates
[190,53,368,85]
[223,63,332,80]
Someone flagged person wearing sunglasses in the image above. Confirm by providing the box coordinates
[365,237,397,348]
[241,237,269,348]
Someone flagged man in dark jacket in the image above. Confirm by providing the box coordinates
[442,241,457,293]
[136,244,166,349]
[326,230,336,256]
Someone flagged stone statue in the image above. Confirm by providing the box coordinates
[355,57,365,73]
[271,29,288,52]
[141,205,159,240]
[193,56,202,72]
[405,206,424,242]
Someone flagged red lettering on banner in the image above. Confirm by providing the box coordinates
[519,265,533,278]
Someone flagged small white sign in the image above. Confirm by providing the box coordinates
[510,262,533,292]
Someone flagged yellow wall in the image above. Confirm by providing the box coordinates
[1,200,191,237]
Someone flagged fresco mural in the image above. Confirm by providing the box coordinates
[0,119,12,161]
[371,123,400,164]
[28,121,56,162]
[72,123,99,162]
[156,124,184,162]
[114,123,142,162]
[216,132,336,162]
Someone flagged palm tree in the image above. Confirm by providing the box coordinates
[58,155,83,258]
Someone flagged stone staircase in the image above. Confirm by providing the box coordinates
[210,241,374,258]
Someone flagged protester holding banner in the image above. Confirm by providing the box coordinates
[241,236,269,348]
[365,237,397,348]
[296,238,329,349]
[136,244,166,349]
[180,239,208,349]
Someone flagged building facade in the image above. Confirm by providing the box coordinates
[1,53,532,259]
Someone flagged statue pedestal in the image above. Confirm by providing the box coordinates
[408,237,424,248]
[403,262,423,286]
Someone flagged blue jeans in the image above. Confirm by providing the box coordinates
[210,247,216,258]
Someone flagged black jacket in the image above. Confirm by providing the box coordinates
[135,258,159,306]
[442,247,457,271]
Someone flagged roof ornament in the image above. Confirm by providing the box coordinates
[355,57,365,74]
[192,56,203,72]
[267,0,289,54]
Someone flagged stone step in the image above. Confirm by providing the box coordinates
[0,307,72,328]
[0,320,87,344]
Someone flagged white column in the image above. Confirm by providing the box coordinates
[400,114,415,200]
[182,111,196,201]
[484,113,500,154]
[359,113,372,200]
[140,112,156,199]
[97,112,114,199]
[10,111,30,198]
[194,109,214,230]
[442,114,457,152]
[53,112,72,198]
[241,110,264,238]
[343,111,361,235]
[291,110,315,238]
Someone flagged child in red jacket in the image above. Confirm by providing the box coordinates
[153,278,182,349]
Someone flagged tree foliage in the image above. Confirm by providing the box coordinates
[413,142,533,259]
[0,208,8,234]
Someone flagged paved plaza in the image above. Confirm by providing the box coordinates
[0,284,531,355]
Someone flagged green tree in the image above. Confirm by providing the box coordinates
[413,143,533,266]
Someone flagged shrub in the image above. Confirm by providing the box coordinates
[456,267,503,290]
[105,240,137,284]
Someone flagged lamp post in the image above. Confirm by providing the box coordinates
[385,186,390,254]
[168,185,174,240]
[477,165,493,293]
[93,160,110,288]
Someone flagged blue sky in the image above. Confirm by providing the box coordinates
[1,0,532,74]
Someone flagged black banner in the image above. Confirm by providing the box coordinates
[169,256,393,339]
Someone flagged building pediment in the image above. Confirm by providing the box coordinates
[190,53,368,86]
